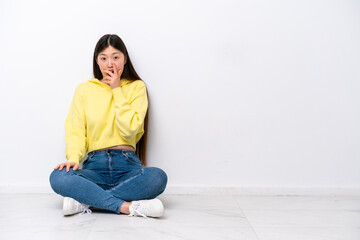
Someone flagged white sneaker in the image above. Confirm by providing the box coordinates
[128,198,164,218]
[63,197,92,216]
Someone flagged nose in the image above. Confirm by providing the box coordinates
[107,59,113,67]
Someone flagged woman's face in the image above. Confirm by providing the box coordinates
[96,45,127,78]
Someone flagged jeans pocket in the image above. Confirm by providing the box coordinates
[121,152,142,166]
[87,151,96,159]
[83,152,96,165]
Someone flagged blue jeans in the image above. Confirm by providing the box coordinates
[49,149,168,214]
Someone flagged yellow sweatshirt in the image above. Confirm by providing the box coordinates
[65,78,148,164]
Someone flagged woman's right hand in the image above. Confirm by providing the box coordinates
[54,162,79,172]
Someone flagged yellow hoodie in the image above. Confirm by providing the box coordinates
[65,78,148,164]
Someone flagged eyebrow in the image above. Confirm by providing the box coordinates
[99,52,121,56]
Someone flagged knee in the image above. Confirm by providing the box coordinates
[147,167,168,193]
[49,169,75,194]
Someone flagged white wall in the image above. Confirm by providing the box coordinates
[0,0,359,194]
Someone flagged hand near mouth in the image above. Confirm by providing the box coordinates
[101,62,123,89]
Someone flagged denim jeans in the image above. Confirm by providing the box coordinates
[49,149,168,214]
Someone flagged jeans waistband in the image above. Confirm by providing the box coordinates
[89,149,135,154]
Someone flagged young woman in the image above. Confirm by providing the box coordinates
[49,34,168,218]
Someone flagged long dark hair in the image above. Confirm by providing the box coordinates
[93,34,148,165]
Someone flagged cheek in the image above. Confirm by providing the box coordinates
[116,61,124,69]
[98,62,107,70]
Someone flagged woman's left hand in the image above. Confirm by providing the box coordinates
[101,63,123,89]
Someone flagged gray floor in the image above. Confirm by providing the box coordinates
[0,193,359,239]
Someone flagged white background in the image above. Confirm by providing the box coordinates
[0,0,359,194]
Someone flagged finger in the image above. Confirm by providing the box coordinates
[103,76,112,81]
[113,62,118,73]
[73,164,79,171]
[59,164,64,171]
[66,164,70,172]
[101,79,111,86]
[54,164,59,169]
[104,70,114,77]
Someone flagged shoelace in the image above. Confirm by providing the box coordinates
[78,205,92,215]
[128,203,148,218]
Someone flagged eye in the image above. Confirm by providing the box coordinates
[100,57,106,61]
[114,56,119,60]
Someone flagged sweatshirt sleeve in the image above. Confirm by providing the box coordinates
[64,85,87,164]
[111,81,148,141]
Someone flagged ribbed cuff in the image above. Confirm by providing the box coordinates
[68,156,80,164]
